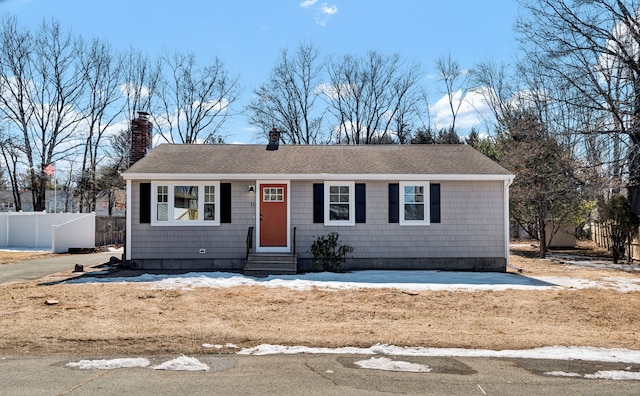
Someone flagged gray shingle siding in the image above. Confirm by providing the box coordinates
[291,180,505,260]
[129,179,506,271]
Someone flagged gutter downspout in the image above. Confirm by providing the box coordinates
[504,177,522,272]
[125,179,132,261]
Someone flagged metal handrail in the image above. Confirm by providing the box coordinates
[293,226,297,256]
[246,226,254,260]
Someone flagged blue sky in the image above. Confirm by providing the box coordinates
[1,0,520,143]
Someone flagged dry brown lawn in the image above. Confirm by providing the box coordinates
[0,243,638,356]
[0,251,54,265]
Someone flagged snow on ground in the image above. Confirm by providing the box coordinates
[66,356,209,371]
[0,247,50,253]
[66,358,150,370]
[152,356,209,371]
[236,344,640,364]
[354,357,431,372]
[547,252,640,272]
[546,370,640,381]
[202,343,238,349]
[63,347,640,380]
[66,269,640,293]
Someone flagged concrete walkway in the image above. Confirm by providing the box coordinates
[0,250,118,286]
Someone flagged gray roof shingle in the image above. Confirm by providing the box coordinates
[123,144,512,178]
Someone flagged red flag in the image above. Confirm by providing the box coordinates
[43,162,55,176]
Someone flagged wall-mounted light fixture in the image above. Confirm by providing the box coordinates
[248,185,256,193]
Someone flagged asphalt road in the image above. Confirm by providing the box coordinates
[0,251,118,285]
[1,354,638,395]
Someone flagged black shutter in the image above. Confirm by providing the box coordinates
[140,183,151,224]
[220,183,232,223]
[355,183,366,223]
[388,183,399,223]
[430,183,441,224]
[313,183,324,223]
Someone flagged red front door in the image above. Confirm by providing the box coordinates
[260,184,287,247]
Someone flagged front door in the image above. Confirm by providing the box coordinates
[259,184,287,247]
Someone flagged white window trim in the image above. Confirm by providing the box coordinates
[400,181,430,226]
[151,181,221,226]
[324,181,355,226]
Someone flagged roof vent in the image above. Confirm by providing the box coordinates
[266,128,280,151]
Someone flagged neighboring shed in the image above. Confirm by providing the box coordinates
[122,141,514,274]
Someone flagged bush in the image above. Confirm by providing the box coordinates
[599,195,639,264]
[310,232,353,272]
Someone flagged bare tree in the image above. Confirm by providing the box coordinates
[324,51,422,144]
[246,43,325,144]
[120,48,161,123]
[472,60,517,133]
[0,16,32,210]
[516,0,640,210]
[0,135,23,210]
[154,51,240,144]
[76,38,123,212]
[28,19,86,211]
[435,54,470,133]
[0,17,86,211]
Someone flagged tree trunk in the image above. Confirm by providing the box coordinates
[538,217,547,259]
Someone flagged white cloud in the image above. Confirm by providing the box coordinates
[300,1,338,26]
[299,0,318,7]
[431,89,493,131]
[320,4,338,15]
[118,82,150,99]
[314,82,355,99]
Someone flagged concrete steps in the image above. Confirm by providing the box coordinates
[244,253,297,277]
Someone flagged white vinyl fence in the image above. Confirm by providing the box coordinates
[0,212,95,253]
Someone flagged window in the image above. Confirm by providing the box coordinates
[152,182,220,225]
[324,182,354,225]
[157,185,168,221]
[204,185,216,221]
[173,186,198,221]
[263,187,284,202]
[400,182,430,225]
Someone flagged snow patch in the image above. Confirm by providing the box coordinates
[202,343,238,349]
[66,268,640,293]
[544,371,582,377]
[153,355,209,371]
[238,344,640,364]
[66,358,149,370]
[546,370,640,381]
[354,357,431,372]
[585,370,640,380]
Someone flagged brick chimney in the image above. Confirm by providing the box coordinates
[130,112,153,166]
[266,127,280,151]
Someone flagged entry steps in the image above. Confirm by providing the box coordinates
[244,253,297,276]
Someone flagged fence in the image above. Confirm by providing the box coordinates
[95,216,126,246]
[590,222,640,261]
[0,212,95,252]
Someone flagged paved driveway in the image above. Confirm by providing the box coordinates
[0,251,118,285]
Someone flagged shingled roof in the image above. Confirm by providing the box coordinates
[123,144,512,179]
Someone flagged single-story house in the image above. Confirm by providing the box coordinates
[122,139,514,273]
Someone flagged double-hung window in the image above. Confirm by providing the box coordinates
[152,182,220,225]
[400,182,430,225]
[324,181,355,226]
